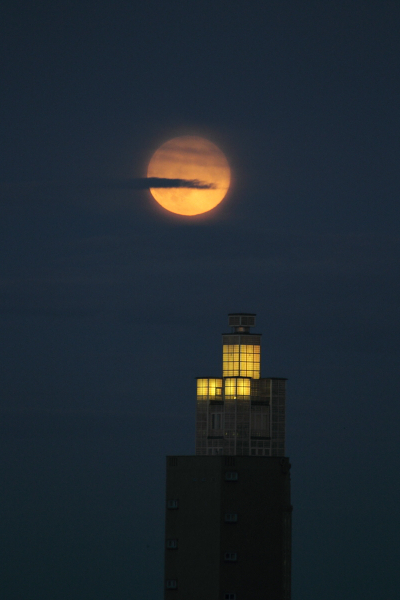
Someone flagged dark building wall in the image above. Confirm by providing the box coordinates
[164,456,292,600]
[164,456,222,599]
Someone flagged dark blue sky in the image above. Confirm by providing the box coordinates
[1,2,399,598]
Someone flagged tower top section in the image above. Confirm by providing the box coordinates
[196,313,286,457]
[228,313,256,333]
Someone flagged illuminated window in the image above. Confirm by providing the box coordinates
[223,344,260,378]
[197,378,208,397]
[208,378,222,397]
[224,378,250,399]
[223,344,239,376]
[239,344,260,378]
[224,378,236,398]
[197,378,223,398]
[236,378,250,396]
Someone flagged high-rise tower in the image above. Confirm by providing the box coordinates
[196,313,286,457]
[164,314,292,600]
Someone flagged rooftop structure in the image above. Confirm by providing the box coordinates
[196,313,286,456]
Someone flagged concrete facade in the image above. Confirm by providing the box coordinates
[164,456,292,600]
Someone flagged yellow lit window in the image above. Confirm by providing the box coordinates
[223,345,240,376]
[239,344,260,378]
[224,377,251,398]
[236,378,251,396]
[197,378,222,399]
[223,344,260,378]
[208,378,222,398]
[197,379,209,397]
[224,378,235,398]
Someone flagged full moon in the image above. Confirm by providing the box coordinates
[147,136,231,216]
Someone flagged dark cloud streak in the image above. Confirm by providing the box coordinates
[106,177,216,190]
[0,177,216,198]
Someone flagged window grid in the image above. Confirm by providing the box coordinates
[197,378,223,399]
[223,344,260,378]
[224,377,251,399]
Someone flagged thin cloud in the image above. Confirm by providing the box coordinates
[104,177,216,190]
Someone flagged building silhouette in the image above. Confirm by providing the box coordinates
[164,314,292,600]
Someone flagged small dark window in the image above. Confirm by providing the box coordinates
[211,413,222,429]
[224,513,238,523]
[166,539,178,549]
[224,594,236,600]
[224,552,237,562]
[166,579,177,589]
[167,499,179,509]
[225,471,238,481]
[169,457,178,467]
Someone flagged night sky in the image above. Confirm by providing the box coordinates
[1,2,399,599]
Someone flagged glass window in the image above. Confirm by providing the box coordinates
[197,378,222,398]
[197,378,208,397]
[224,513,238,523]
[223,344,260,378]
[236,378,250,396]
[208,378,222,397]
[224,552,238,561]
[251,412,268,430]
[224,377,250,398]
[211,413,222,430]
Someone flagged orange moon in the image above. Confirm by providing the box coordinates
[147,136,231,216]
